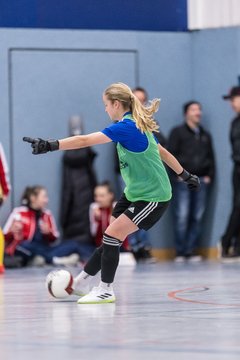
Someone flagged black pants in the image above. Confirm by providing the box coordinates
[222,165,240,252]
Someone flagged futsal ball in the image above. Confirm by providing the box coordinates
[46,269,74,299]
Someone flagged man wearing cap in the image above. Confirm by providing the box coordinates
[222,86,240,257]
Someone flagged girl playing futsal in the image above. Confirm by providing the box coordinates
[23,82,200,304]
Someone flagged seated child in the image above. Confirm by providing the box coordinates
[3,185,92,267]
[89,181,129,251]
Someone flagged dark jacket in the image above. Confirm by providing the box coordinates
[230,114,240,165]
[168,123,215,179]
[60,148,97,242]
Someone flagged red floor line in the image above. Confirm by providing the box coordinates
[167,286,240,307]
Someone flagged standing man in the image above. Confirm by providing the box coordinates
[168,101,215,261]
[221,87,240,257]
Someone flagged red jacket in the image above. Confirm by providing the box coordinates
[3,206,59,255]
[0,143,11,199]
[89,203,113,247]
[89,202,129,250]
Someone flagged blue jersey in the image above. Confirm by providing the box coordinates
[101,112,158,152]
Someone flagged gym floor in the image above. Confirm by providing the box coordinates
[1,261,240,360]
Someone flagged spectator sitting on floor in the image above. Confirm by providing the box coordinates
[3,185,93,267]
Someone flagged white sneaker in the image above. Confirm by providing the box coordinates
[174,256,186,263]
[186,255,203,263]
[52,254,80,266]
[221,256,240,264]
[31,255,46,266]
[77,286,116,304]
[119,252,136,266]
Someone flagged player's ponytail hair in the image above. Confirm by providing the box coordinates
[104,82,160,133]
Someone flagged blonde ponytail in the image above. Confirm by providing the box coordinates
[104,82,160,132]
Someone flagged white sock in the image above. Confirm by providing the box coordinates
[99,281,113,291]
[74,271,93,285]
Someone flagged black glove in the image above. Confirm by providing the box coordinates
[23,137,59,155]
[178,169,201,191]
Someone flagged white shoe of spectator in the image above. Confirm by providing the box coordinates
[174,256,186,263]
[186,255,203,263]
[52,253,80,266]
[119,252,136,266]
[31,255,46,267]
[221,255,240,264]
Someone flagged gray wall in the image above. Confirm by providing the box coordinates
[1,27,239,249]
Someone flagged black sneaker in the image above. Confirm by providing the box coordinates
[221,248,229,258]
[131,249,142,261]
[132,248,156,263]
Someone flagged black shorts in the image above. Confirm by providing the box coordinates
[112,193,170,231]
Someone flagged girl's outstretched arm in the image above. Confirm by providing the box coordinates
[23,132,111,155]
[59,132,111,150]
